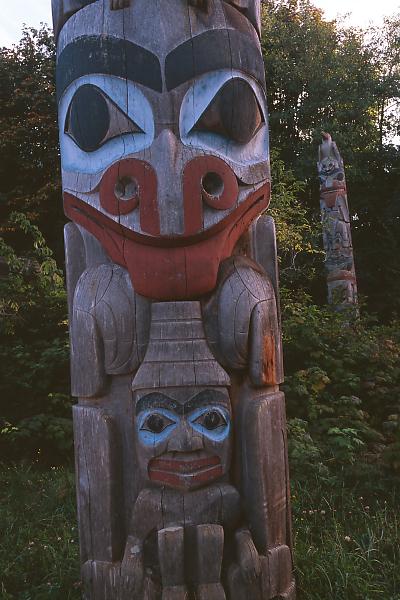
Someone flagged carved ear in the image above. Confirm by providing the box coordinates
[226,0,261,37]
[51,0,99,41]
[188,0,261,36]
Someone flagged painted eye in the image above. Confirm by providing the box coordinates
[194,410,227,431]
[193,79,263,144]
[65,84,143,152]
[141,413,175,434]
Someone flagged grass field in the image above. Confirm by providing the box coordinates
[1,465,399,599]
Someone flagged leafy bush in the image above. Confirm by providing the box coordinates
[282,289,400,481]
[0,213,72,464]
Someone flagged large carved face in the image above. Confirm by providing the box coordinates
[133,387,232,491]
[55,0,270,299]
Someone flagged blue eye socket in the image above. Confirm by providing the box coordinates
[138,410,178,446]
[194,410,227,431]
[190,407,230,441]
[141,413,175,434]
[65,84,143,153]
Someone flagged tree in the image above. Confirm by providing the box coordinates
[0,26,64,264]
[262,1,400,317]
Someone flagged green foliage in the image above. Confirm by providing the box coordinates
[0,25,64,264]
[262,0,379,170]
[269,152,323,290]
[0,465,80,599]
[282,291,400,480]
[0,213,71,464]
[262,1,400,317]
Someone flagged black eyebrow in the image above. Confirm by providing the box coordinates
[165,29,266,92]
[136,393,181,416]
[185,390,229,413]
[136,390,229,416]
[56,35,162,100]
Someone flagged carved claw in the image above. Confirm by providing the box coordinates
[235,529,261,584]
[119,536,144,595]
[110,0,130,9]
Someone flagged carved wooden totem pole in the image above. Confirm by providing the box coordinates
[52,1,295,598]
[318,133,358,311]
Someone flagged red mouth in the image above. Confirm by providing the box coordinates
[149,454,222,490]
[63,182,270,300]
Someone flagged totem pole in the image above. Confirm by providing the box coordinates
[52,1,295,598]
[318,133,358,310]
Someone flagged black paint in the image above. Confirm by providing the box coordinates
[195,78,263,144]
[165,29,265,91]
[57,36,162,99]
[136,390,229,416]
[66,84,110,152]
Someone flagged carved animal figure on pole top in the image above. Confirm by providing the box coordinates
[52,0,296,597]
[317,132,359,311]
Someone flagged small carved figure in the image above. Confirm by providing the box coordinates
[120,386,247,598]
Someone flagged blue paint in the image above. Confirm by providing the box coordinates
[137,408,178,447]
[189,406,231,442]
[136,406,231,446]
[59,74,154,174]
[180,69,269,166]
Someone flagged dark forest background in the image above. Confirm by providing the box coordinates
[1,0,400,490]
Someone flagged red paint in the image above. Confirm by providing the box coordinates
[183,156,239,235]
[99,158,159,235]
[150,454,220,473]
[64,181,270,300]
[327,271,356,283]
[321,189,347,209]
[148,454,223,490]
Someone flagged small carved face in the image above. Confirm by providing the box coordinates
[320,157,339,176]
[134,387,232,491]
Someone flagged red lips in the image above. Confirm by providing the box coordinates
[149,454,223,490]
[64,182,269,300]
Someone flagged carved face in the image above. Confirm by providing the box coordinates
[56,0,270,299]
[319,157,346,192]
[134,387,232,491]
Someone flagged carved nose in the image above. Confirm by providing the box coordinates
[167,421,203,452]
[149,129,184,235]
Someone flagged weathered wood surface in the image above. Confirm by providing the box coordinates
[53,0,295,597]
[73,406,124,564]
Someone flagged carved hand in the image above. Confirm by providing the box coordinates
[119,535,145,595]
[235,528,261,584]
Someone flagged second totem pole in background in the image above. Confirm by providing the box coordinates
[52,0,296,597]
[318,133,359,311]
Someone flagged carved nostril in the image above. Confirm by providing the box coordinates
[114,176,139,202]
[201,172,224,199]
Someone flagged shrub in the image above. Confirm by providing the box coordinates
[0,213,72,464]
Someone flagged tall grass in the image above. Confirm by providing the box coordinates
[0,465,80,599]
[1,465,399,599]
[292,476,400,599]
